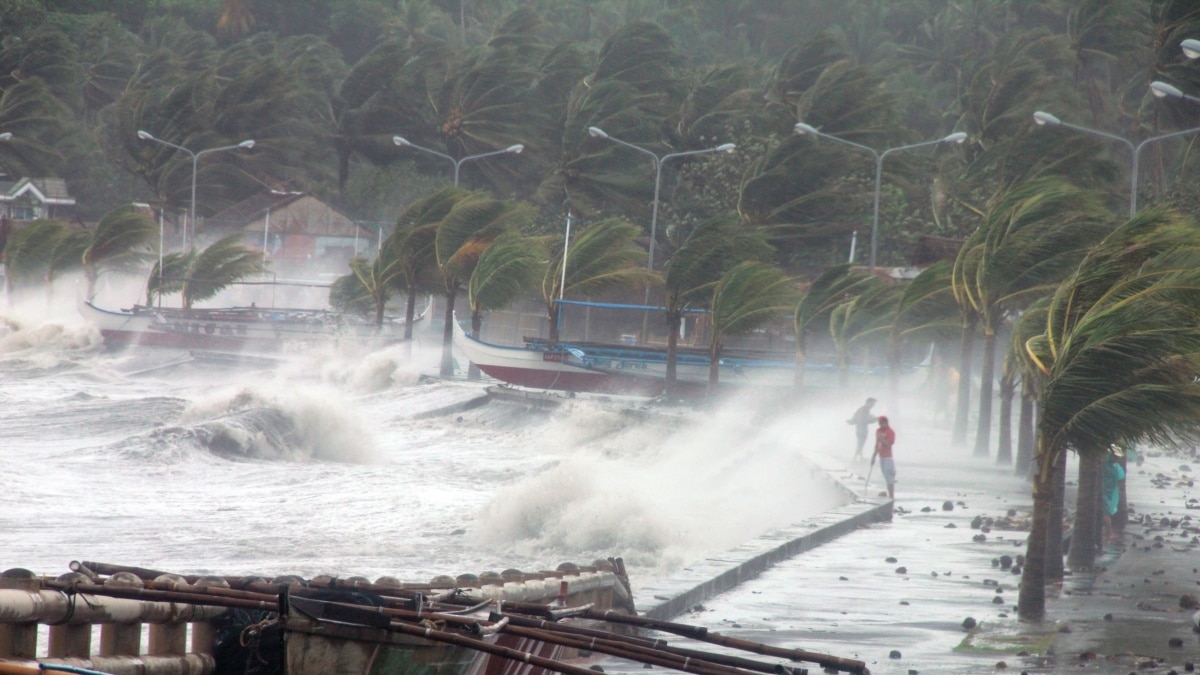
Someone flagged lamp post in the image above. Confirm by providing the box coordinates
[794,123,966,274]
[587,127,735,271]
[263,189,303,266]
[136,131,255,249]
[1032,111,1200,217]
[392,137,524,186]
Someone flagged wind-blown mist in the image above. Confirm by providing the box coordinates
[0,297,850,587]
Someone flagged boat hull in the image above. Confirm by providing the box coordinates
[81,300,410,352]
[454,319,926,396]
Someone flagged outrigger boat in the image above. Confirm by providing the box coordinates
[80,299,424,352]
[453,316,924,398]
[0,560,869,675]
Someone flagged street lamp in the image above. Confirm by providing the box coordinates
[1181,38,1200,59]
[0,132,12,141]
[1150,81,1200,106]
[587,126,736,270]
[392,136,524,186]
[794,123,966,273]
[1032,111,1200,216]
[137,131,255,248]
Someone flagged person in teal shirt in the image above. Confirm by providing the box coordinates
[1102,446,1126,544]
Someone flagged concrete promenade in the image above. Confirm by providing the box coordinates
[622,408,1200,674]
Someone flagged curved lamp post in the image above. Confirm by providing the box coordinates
[136,131,255,249]
[794,123,966,274]
[392,137,524,186]
[587,126,735,270]
[1032,111,1200,217]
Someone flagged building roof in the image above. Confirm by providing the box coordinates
[0,177,76,205]
[204,191,307,230]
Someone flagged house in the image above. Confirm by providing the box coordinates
[205,191,378,279]
[0,177,76,222]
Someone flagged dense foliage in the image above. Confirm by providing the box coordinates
[3,0,1198,274]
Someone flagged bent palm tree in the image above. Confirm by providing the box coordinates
[468,234,546,342]
[1018,208,1200,621]
[540,217,654,343]
[793,264,874,395]
[3,219,68,301]
[179,235,266,309]
[434,194,536,376]
[82,205,158,300]
[707,261,797,392]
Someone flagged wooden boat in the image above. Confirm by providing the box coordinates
[0,560,868,675]
[454,318,926,397]
[80,299,423,352]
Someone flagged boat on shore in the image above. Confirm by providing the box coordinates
[80,299,422,352]
[0,559,868,675]
[453,319,924,397]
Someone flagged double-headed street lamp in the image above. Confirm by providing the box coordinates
[136,131,255,248]
[392,137,524,187]
[587,127,735,270]
[793,123,967,274]
[1032,111,1200,217]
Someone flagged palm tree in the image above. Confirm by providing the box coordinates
[793,264,874,395]
[1018,208,1200,621]
[829,280,900,387]
[706,261,796,391]
[146,251,191,307]
[660,213,772,396]
[951,178,1114,458]
[81,205,158,300]
[433,193,536,376]
[467,233,546,344]
[178,235,266,309]
[391,187,474,340]
[887,261,959,398]
[540,217,654,343]
[2,219,69,301]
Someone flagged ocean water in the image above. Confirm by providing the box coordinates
[0,290,851,590]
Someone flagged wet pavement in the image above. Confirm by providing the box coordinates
[614,405,1200,674]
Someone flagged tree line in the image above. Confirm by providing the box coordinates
[5,0,1200,624]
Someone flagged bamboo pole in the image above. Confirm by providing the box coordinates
[583,610,867,675]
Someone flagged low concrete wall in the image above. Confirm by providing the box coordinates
[635,498,892,620]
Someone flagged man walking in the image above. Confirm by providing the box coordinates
[847,397,878,460]
[870,416,897,500]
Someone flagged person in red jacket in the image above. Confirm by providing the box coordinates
[870,416,897,499]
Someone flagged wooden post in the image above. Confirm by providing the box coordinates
[100,572,143,657]
[0,570,38,659]
[190,576,230,655]
[47,573,91,658]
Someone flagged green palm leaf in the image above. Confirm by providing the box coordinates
[180,234,266,308]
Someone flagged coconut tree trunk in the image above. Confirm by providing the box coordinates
[1016,380,1036,477]
[953,315,977,448]
[973,327,997,458]
[547,303,561,343]
[793,336,806,397]
[1018,434,1057,621]
[996,370,1015,465]
[1067,451,1103,572]
[1046,447,1066,583]
[440,287,457,377]
[1114,452,1128,537]
[404,292,418,341]
[665,311,682,397]
[708,340,721,393]
[467,311,483,380]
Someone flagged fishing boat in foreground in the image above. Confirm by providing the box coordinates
[0,559,867,675]
[80,299,422,352]
[453,318,923,397]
